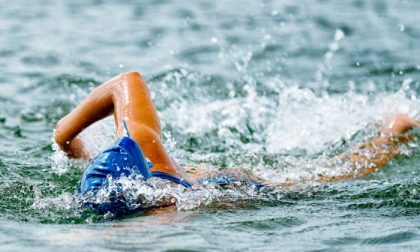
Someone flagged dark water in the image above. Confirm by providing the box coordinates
[1,0,420,251]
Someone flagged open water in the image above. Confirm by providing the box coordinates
[0,0,420,251]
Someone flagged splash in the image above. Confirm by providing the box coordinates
[32,174,265,217]
[49,69,420,214]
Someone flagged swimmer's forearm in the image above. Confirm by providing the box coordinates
[54,74,123,157]
[55,83,114,143]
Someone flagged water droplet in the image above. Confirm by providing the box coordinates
[334,29,345,41]
[401,78,412,91]
[264,34,271,40]
[399,24,405,32]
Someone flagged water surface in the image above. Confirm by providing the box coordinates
[0,0,420,251]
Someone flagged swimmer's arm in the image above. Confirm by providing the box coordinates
[317,114,419,183]
[54,74,122,159]
[185,115,418,188]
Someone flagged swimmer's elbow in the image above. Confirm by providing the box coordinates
[119,71,142,80]
[111,71,146,92]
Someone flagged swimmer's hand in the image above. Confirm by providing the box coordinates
[55,135,90,160]
[381,114,420,135]
[55,116,92,160]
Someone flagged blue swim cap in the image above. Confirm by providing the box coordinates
[78,136,153,215]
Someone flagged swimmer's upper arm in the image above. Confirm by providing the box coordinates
[125,121,170,164]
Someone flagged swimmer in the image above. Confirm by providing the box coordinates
[55,71,420,214]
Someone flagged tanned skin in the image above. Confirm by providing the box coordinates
[55,71,194,184]
[55,71,419,187]
[316,114,419,183]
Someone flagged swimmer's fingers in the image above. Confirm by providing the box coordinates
[382,114,419,135]
[414,120,420,128]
